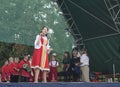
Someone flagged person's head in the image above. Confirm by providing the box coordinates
[9,57,14,63]
[4,59,8,65]
[51,53,57,61]
[40,26,49,36]
[14,57,19,63]
[72,50,78,58]
[64,51,70,58]
[24,54,29,61]
[80,48,87,55]
[72,47,79,58]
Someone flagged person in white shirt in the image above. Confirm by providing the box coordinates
[80,48,90,82]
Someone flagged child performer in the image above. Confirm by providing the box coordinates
[11,57,20,82]
[49,53,59,82]
[19,54,31,82]
[1,60,9,82]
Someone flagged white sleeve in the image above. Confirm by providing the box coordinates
[84,56,89,65]
[34,35,41,49]
[81,55,89,66]
[80,57,84,63]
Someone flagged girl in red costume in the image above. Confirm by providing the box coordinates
[1,60,9,82]
[11,57,20,82]
[8,57,15,82]
[49,53,59,82]
[19,54,31,82]
[31,26,52,83]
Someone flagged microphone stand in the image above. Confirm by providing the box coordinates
[104,58,116,82]
[113,63,115,82]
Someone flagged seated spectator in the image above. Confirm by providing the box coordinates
[62,51,71,82]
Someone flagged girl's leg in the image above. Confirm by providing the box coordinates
[34,68,40,83]
[43,70,47,83]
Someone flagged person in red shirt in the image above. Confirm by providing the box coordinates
[8,57,15,82]
[10,57,20,82]
[49,53,59,82]
[19,54,31,82]
[1,60,10,82]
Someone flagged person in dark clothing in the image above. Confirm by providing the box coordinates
[62,51,72,82]
[70,48,80,82]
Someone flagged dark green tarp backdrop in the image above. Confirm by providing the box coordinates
[61,0,120,73]
[85,35,120,73]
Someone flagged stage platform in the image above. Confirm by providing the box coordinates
[0,82,120,87]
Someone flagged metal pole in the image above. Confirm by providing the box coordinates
[113,63,116,82]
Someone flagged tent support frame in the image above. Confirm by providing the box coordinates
[104,0,120,32]
[84,33,120,42]
[56,0,84,49]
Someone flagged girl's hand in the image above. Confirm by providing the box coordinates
[48,48,53,54]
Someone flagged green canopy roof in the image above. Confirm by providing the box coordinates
[57,0,120,73]
[58,0,119,40]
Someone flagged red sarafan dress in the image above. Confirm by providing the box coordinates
[31,35,50,71]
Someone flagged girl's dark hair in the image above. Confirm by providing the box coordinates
[64,51,70,58]
[40,26,49,36]
[72,47,78,58]
[41,26,48,30]
[72,47,78,52]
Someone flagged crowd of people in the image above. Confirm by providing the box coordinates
[0,53,58,83]
[0,26,90,83]
[60,48,90,82]
[0,55,31,82]
[0,48,90,83]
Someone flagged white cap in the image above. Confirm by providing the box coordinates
[52,53,57,56]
